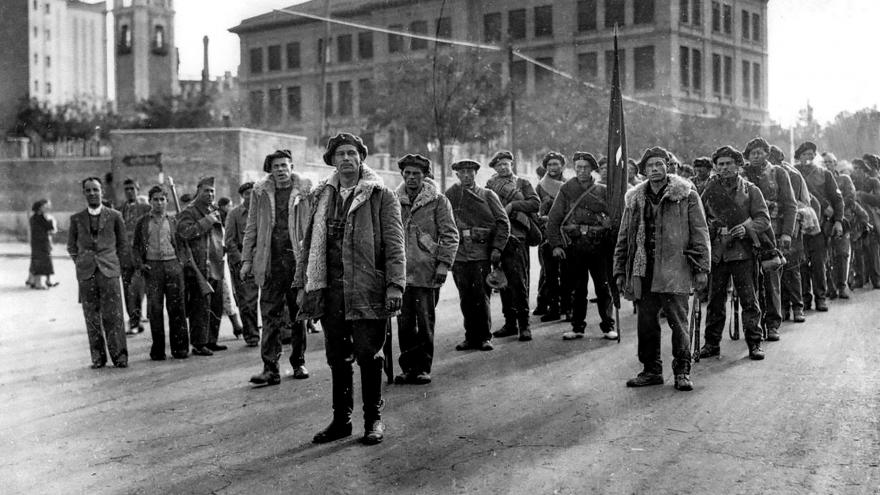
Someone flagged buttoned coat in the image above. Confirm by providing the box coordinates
[67,207,129,281]
[445,183,510,262]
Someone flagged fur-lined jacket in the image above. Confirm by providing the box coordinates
[613,175,710,300]
[241,173,310,288]
[396,178,459,289]
[293,165,406,321]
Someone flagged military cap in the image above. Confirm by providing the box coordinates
[197,176,215,189]
[488,150,514,168]
[451,159,481,171]
[794,141,818,159]
[397,153,431,174]
[743,137,770,158]
[238,181,255,195]
[263,149,293,173]
[637,146,671,175]
[693,157,713,169]
[571,151,599,170]
[711,145,745,167]
[323,132,368,166]
[541,151,566,168]
[769,145,785,165]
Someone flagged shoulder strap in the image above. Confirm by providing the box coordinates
[560,184,598,226]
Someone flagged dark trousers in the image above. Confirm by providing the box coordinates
[396,286,438,374]
[762,268,782,331]
[800,233,828,307]
[79,272,128,366]
[452,260,493,344]
[230,265,260,343]
[145,260,188,357]
[781,263,804,312]
[499,237,530,321]
[538,242,571,313]
[705,259,763,345]
[567,241,614,332]
[185,272,222,348]
[320,284,386,422]
[122,265,145,325]
[825,234,850,293]
[635,287,690,375]
[862,232,880,287]
[260,264,306,372]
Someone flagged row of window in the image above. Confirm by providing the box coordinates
[570,45,656,91]
[34,1,49,13]
[680,45,762,101]
[33,80,52,94]
[117,24,167,54]
[681,0,761,41]
[33,27,51,40]
[248,79,376,125]
[34,53,51,68]
[573,0,655,33]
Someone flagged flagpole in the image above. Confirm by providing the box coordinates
[606,25,627,343]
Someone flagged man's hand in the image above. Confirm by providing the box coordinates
[239,261,252,279]
[615,274,626,294]
[552,247,566,260]
[730,224,747,239]
[694,272,708,291]
[490,248,502,265]
[385,285,403,312]
[433,264,449,285]
[832,221,843,237]
[779,234,792,250]
[206,210,222,226]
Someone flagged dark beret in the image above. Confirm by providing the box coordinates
[743,137,770,158]
[263,149,293,173]
[488,150,514,168]
[197,176,215,188]
[863,154,880,171]
[711,145,744,167]
[323,133,368,166]
[769,145,785,164]
[238,181,254,195]
[451,159,481,171]
[541,151,566,168]
[693,157,713,169]
[794,141,817,159]
[571,152,599,170]
[637,146,671,174]
[397,153,431,173]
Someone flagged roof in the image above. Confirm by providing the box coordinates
[229,0,424,34]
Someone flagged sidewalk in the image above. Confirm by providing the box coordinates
[0,242,68,258]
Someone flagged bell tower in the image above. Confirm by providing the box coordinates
[113,0,178,114]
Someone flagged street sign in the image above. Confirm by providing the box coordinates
[122,153,162,169]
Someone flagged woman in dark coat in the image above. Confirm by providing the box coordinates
[28,199,57,289]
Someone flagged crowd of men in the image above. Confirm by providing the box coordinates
[66,131,880,445]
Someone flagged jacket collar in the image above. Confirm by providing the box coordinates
[396,177,439,212]
[314,164,384,214]
[625,174,694,208]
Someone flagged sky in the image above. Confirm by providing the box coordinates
[168,0,880,126]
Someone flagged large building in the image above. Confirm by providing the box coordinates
[0,0,108,135]
[230,0,769,150]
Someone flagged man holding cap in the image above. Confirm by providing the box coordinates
[295,133,405,445]
[393,154,459,384]
[446,159,510,351]
[225,181,260,347]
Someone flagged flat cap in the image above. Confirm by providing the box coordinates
[488,150,514,168]
[451,159,481,171]
[263,149,293,173]
[794,141,818,159]
[541,151,566,167]
[711,145,744,167]
[571,151,599,170]
[743,137,770,158]
[397,153,431,173]
[637,146,671,174]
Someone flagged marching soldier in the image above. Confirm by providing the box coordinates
[821,152,858,299]
[394,154,459,384]
[614,147,710,391]
[295,133,405,445]
[852,154,880,289]
[446,159,510,351]
[119,178,150,334]
[486,151,540,342]
[534,151,570,321]
[546,152,616,340]
[225,182,260,347]
[700,146,771,361]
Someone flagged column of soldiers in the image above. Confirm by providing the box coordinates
[67,131,880,446]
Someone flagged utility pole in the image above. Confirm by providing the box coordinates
[506,37,517,173]
[318,0,331,144]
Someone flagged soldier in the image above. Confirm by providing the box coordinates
[852,154,880,289]
[742,137,797,342]
[546,152,616,340]
[225,182,260,347]
[794,142,844,312]
[242,150,311,385]
[613,147,710,391]
[446,159,510,351]
[393,154,459,385]
[295,133,405,445]
[691,157,712,195]
[534,151,570,322]
[177,176,227,357]
[132,185,189,360]
[821,152,858,299]
[485,151,540,342]
[119,178,150,334]
[68,177,130,368]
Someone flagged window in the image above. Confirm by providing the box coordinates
[324,83,334,116]
[752,13,761,42]
[510,60,527,88]
[34,26,38,38]
[692,0,702,25]
[692,48,702,91]
[534,6,553,37]
[634,0,654,25]
[268,88,282,124]
[578,52,598,81]
[268,45,281,71]
[484,13,502,42]
[45,29,50,40]
[508,9,526,40]
[742,61,751,100]
[46,82,51,94]
[44,2,49,14]
[679,46,690,89]
[723,55,732,96]
[153,25,165,51]
[287,86,301,120]
[34,80,39,92]
[410,21,427,50]
[337,34,352,63]
[712,53,721,94]
[723,4,732,34]
[679,0,689,24]
[249,47,263,74]
[119,25,132,53]
[436,17,451,44]
[634,46,654,90]
[578,0,597,32]
[388,25,403,53]
[33,0,38,10]
[358,78,374,116]
[711,1,720,32]
[605,0,625,28]
[535,57,554,87]
[357,32,373,59]
[317,38,326,64]
[741,10,750,39]
[605,49,626,89]
[249,90,263,124]
[287,42,300,69]
[338,81,353,116]
[753,62,761,102]
[45,56,50,68]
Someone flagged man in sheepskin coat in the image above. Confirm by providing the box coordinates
[613,147,710,392]
[294,133,406,446]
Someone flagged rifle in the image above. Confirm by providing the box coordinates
[689,293,702,363]
[728,287,740,341]
[384,319,394,384]
[166,176,214,297]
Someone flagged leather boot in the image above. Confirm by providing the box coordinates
[312,365,354,444]
[249,362,281,385]
[517,315,532,342]
[492,318,518,338]
[361,361,385,445]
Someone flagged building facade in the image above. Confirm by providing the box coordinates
[230,0,769,149]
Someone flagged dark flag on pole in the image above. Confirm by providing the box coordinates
[605,27,627,343]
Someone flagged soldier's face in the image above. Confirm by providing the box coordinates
[197,185,215,205]
[644,158,668,183]
[455,168,476,188]
[271,157,293,183]
[822,156,836,171]
[695,166,711,179]
[749,148,768,167]
[714,157,739,179]
[83,180,103,207]
[492,159,513,178]
[149,193,167,215]
[799,150,815,166]
[574,160,592,182]
[545,160,563,178]
[402,166,425,192]
[124,184,138,201]
[333,145,361,179]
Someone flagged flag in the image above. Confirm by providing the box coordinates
[605,28,628,228]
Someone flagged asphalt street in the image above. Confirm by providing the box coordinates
[0,246,878,494]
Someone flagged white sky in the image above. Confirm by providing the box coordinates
[169,0,880,126]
